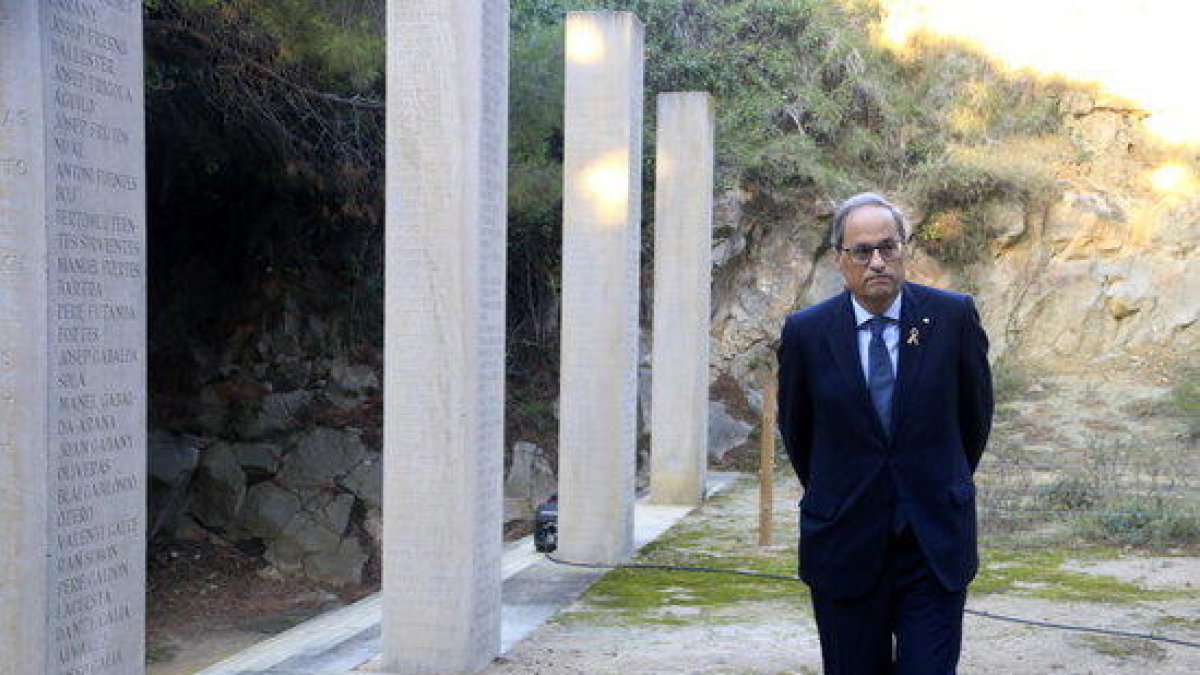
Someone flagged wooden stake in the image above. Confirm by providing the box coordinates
[759,367,777,547]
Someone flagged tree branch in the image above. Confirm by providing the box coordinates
[145,18,384,111]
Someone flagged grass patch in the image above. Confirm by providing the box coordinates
[1155,615,1200,631]
[1079,635,1168,662]
[973,548,1188,602]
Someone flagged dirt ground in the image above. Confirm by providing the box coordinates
[146,537,372,674]
[482,478,1199,675]
[483,367,1199,675]
[147,368,1198,674]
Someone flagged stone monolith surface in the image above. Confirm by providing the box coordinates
[0,1,146,673]
[650,92,715,505]
[383,1,508,672]
[558,11,644,565]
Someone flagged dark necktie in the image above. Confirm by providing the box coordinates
[868,316,894,435]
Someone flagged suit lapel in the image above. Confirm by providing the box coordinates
[823,292,887,439]
[892,283,928,438]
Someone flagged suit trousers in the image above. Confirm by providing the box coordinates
[810,527,967,675]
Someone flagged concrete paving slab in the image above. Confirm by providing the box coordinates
[198,472,741,674]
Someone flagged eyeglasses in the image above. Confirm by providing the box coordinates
[838,240,904,265]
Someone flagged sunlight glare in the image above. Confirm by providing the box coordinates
[1149,163,1198,197]
[880,0,1200,145]
[566,18,606,65]
[581,151,630,226]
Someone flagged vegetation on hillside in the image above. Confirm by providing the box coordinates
[145,0,1082,447]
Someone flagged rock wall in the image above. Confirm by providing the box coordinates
[710,104,1199,390]
[149,285,383,587]
[975,186,1198,368]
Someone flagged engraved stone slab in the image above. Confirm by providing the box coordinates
[558,11,644,564]
[383,1,507,672]
[0,1,146,673]
[650,92,715,505]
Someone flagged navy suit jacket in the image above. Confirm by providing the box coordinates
[777,282,993,599]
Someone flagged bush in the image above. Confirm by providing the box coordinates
[1171,368,1200,438]
[1079,497,1200,548]
[908,145,1058,266]
[910,145,1058,210]
[1039,475,1098,512]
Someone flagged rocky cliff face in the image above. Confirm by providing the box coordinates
[710,102,1199,391]
[973,186,1198,368]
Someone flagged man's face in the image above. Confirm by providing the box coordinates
[836,204,906,313]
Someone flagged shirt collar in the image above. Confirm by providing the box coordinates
[851,292,902,328]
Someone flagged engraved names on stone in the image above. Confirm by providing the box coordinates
[383,1,507,672]
[558,11,645,565]
[650,92,715,506]
[1,1,145,673]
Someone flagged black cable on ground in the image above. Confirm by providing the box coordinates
[544,554,1200,650]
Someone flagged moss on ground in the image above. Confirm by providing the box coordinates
[974,548,1195,602]
[1154,614,1200,631]
[558,478,806,626]
[1079,635,1168,662]
[556,478,1197,628]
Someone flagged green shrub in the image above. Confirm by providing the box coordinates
[910,145,1058,209]
[1079,497,1200,548]
[1039,475,1099,512]
[908,145,1057,266]
[1171,369,1200,438]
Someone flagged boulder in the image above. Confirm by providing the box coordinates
[230,441,282,477]
[327,359,380,409]
[340,451,382,511]
[241,482,301,539]
[147,430,202,538]
[708,401,752,461]
[276,427,368,490]
[304,538,369,587]
[235,390,314,440]
[266,494,354,565]
[505,442,556,520]
[189,442,247,532]
[148,430,200,485]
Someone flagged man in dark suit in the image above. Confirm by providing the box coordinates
[777,193,993,674]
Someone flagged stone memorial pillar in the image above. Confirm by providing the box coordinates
[0,1,146,673]
[558,11,644,564]
[650,92,715,505]
[383,1,507,672]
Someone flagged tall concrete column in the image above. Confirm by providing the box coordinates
[558,11,644,565]
[1,1,146,673]
[650,92,715,505]
[383,1,508,672]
